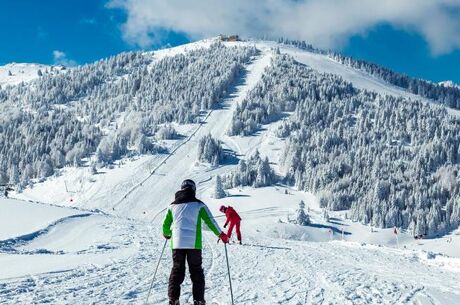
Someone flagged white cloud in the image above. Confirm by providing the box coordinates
[107,0,460,55]
[52,50,77,67]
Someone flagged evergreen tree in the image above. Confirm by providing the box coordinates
[214,175,226,199]
[296,200,310,225]
[197,134,224,166]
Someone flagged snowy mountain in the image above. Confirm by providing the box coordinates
[1,38,460,304]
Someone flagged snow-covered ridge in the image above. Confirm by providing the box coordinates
[0,63,63,86]
[439,80,459,88]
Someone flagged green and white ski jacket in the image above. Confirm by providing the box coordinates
[162,196,222,249]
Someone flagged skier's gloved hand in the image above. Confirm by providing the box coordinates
[223,223,228,228]
[219,232,229,244]
[163,234,171,240]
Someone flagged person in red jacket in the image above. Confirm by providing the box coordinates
[220,205,242,244]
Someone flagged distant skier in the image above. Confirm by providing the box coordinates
[220,205,242,244]
[163,179,229,305]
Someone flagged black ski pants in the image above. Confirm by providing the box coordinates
[168,249,205,304]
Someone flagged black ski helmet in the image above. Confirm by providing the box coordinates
[181,179,196,191]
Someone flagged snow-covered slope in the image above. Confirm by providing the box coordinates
[0,63,60,86]
[2,190,460,304]
[0,198,140,280]
[2,39,460,304]
[0,198,84,240]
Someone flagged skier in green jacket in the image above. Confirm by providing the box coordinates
[163,179,229,305]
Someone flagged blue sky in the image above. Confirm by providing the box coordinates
[0,0,459,84]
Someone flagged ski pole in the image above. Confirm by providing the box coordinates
[144,239,168,305]
[224,243,235,305]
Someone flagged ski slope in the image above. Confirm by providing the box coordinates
[15,45,273,219]
[3,39,460,304]
[2,188,460,304]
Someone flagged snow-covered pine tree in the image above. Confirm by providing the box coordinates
[156,124,178,140]
[222,151,276,189]
[296,200,310,226]
[197,134,223,166]
[213,175,226,199]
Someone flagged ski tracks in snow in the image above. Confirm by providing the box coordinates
[201,239,460,305]
[0,217,187,305]
[1,218,459,304]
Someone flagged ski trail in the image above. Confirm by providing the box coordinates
[110,50,273,220]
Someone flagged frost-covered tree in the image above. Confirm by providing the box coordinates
[197,134,223,166]
[213,175,226,199]
[223,151,276,188]
[156,124,178,140]
[295,200,310,226]
[8,165,19,185]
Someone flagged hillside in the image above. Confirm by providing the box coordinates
[1,38,460,304]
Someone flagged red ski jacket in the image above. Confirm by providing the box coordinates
[224,207,241,227]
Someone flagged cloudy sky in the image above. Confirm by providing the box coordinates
[1,0,459,83]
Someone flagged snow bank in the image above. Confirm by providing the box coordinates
[0,199,84,241]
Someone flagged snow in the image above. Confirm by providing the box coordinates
[2,39,460,304]
[0,199,138,281]
[4,188,460,304]
[149,38,217,61]
[0,63,57,86]
[439,80,459,88]
[0,198,84,240]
